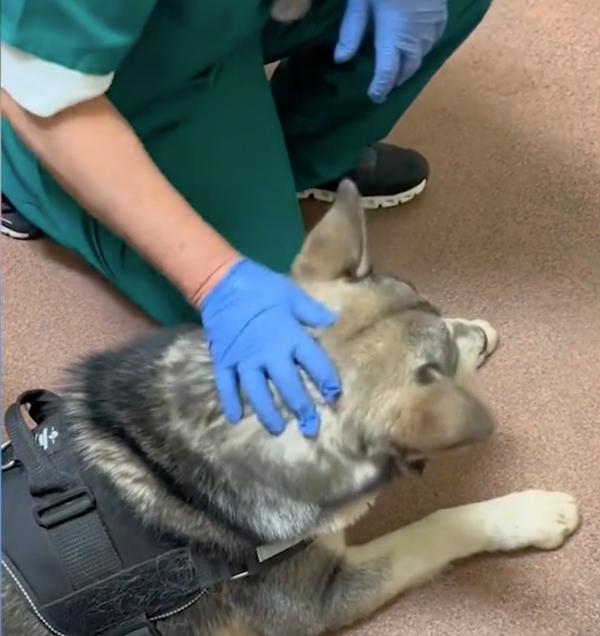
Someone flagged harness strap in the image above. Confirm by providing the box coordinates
[4,391,74,495]
[4,391,125,617]
[3,392,229,635]
[3,390,312,636]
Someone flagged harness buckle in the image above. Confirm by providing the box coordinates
[33,486,96,528]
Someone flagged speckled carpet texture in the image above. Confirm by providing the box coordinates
[2,0,599,634]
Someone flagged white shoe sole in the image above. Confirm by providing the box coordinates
[1,224,36,240]
[298,178,427,209]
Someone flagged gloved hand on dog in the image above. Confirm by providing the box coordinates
[199,258,341,437]
[335,0,448,103]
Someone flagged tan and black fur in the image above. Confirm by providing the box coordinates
[2,181,579,636]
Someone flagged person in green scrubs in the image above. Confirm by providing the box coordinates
[1,0,490,435]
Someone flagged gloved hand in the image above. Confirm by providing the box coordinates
[199,259,341,437]
[335,0,448,104]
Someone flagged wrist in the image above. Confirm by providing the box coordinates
[187,248,241,309]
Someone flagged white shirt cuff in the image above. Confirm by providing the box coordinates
[1,41,114,117]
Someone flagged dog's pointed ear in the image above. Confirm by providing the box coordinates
[292,179,370,282]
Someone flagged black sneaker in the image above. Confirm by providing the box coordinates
[298,143,429,209]
[1,195,44,240]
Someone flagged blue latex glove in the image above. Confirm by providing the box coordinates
[335,0,448,104]
[199,259,341,437]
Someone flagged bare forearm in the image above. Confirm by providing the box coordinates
[1,91,238,305]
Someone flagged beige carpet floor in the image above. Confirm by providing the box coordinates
[2,0,599,634]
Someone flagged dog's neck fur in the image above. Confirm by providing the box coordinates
[62,326,392,559]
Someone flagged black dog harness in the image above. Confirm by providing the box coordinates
[2,391,308,636]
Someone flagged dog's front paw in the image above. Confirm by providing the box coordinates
[445,318,499,368]
[483,490,579,552]
[469,319,499,365]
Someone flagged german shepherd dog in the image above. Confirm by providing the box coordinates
[2,181,579,635]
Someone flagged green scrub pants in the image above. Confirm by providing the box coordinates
[2,0,491,325]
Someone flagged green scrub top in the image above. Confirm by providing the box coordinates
[1,0,491,325]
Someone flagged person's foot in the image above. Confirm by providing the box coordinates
[298,143,429,209]
[1,195,44,240]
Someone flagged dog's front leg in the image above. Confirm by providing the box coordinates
[323,490,578,632]
[445,318,499,373]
